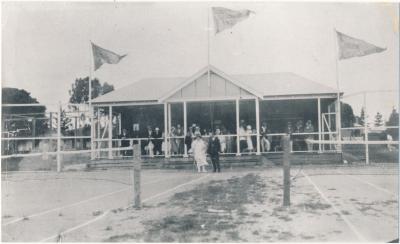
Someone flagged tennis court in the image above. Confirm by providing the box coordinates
[1,163,398,242]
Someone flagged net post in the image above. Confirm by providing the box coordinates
[282,134,291,207]
[132,143,142,209]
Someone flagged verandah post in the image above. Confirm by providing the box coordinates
[336,94,342,152]
[318,97,322,153]
[164,103,170,158]
[108,105,113,159]
[255,98,260,155]
[168,103,172,155]
[97,107,101,158]
[235,99,240,156]
[90,105,95,160]
[183,101,188,157]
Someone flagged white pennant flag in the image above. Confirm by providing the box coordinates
[212,7,254,34]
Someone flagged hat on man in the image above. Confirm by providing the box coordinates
[155,127,160,130]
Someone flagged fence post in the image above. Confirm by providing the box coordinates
[57,102,62,172]
[133,143,142,209]
[282,135,291,207]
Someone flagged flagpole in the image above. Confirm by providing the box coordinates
[333,28,342,152]
[207,7,211,87]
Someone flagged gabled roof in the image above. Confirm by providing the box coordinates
[91,76,186,103]
[158,65,264,101]
[92,66,340,104]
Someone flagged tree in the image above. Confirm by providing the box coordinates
[2,88,48,136]
[68,77,114,104]
[59,109,72,135]
[341,102,355,128]
[386,108,399,140]
[374,112,384,127]
[358,107,366,126]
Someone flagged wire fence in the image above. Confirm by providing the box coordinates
[2,98,399,172]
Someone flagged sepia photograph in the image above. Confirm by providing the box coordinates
[1,1,399,242]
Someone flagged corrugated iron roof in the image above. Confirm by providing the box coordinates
[92,77,186,103]
[231,72,339,98]
[92,67,339,104]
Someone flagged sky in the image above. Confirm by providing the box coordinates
[2,1,399,122]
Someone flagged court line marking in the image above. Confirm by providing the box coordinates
[301,171,366,242]
[39,210,111,242]
[337,170,397,197]
[39,174,210,242]
[2,177,169,226]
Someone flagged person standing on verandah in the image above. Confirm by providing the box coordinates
[239,120,247,152]
[304,120,315,151]
[208,130,221,173]
[119,128,130,157]
[190,132,208,173]
[176,124,184,154]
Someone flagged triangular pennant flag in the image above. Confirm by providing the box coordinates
[212,7,254,34]
[91,42,127,71]
[336,31,386,60]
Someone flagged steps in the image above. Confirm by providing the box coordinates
[86,155,263,170]
[86,152,342,170]
[261,152,342,165]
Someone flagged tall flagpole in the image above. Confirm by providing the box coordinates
[333,28,342,152]
[207,6,211,87]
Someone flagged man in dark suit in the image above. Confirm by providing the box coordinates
[208,131,221,172]
[152,127,163,155]
[119,128,130,156]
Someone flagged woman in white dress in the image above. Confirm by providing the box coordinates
[216,128,226,153]
[169,126,178,155]
[189,132,208,172]
[246,125,254,153]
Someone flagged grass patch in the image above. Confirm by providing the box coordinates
[301,234,315,240]
[278,231,295,240]
[341,210,351,215]
[277,215,292,222]
[105,233,137,242]
[92,210,103,216]
[137,173,267,242]
[297,202,331,211]
[111,208,124,214]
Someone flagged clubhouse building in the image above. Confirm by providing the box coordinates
[91,65,342,159]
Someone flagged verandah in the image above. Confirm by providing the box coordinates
[91,97,339,159]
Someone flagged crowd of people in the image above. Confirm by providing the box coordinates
[285,119,315,151]
[117,118,317,158]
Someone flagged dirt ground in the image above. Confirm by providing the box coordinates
[2,164,398,242]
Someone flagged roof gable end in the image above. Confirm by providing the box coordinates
[159,65,263,102]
